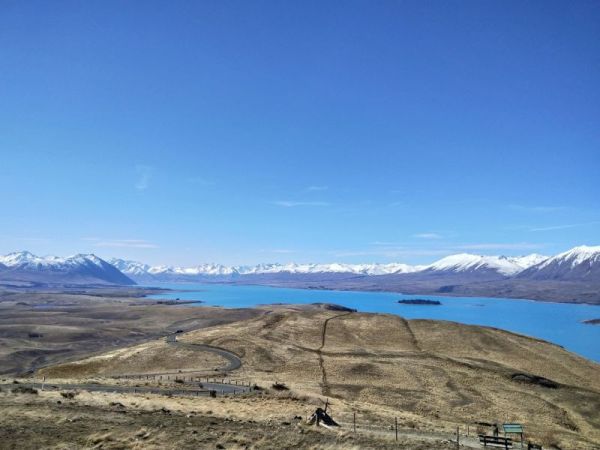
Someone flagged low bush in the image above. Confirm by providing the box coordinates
[60,391,78,399]
[12,386,38,395]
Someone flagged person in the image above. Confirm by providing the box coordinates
[493,424,499,437]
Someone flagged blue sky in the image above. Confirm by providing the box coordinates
[1,1,599,266]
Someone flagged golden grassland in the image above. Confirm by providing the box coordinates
[37,305,600,449]
[0,291,259,375]
[0,388,462,450]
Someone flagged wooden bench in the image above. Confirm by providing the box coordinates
[502,423,524,443]
[479,434,513,448]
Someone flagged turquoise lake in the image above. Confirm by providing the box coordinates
[148,283,600,363]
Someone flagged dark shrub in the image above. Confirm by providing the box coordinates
[12,386,38,395]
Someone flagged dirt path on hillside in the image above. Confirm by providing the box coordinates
[317,312,352,396]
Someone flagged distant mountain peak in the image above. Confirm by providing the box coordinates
[3,245,597,286]
[423,253,546,276]
[517,245,600,281]
[111,251,550,280]
[0,251,135,285]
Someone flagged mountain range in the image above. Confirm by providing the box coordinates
[1,246,599,303]
[0,251,135,286]
[110,247,600,282]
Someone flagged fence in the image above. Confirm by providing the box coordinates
[111,374,253,387]
[332,412,484,448]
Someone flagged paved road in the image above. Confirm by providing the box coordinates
[165,334,242,372]
[2,380,249,397]
[7,333,250,399]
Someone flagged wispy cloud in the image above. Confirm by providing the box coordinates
[3,236,51,243]
[453,242,545,251]
[413,232,443,239]
[135,165,154,191]
[272,201,330,207]
[306,185,328,192]
[529,221,600,232]
[330,248,448,258]
[508,204,565,213]
[187,176,216,186]
[84,238,159,249]
[370,241,404,246]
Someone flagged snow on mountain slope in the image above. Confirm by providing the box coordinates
[237,262,418,275]
[518,245,600,281]
[0,252,135,285]
[113,253,547,280]
[538,245,600,269]
[423,253,547,276]
[512,254,548,269]
[7,246,593,286]
[109,259,151,276]
[113,260,420,278]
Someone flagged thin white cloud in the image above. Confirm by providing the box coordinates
[259,249,296,254]
[135,165,153,191]
[413,233,443,239]
[370,241,404,246]
[187,176,216,186]
[7,236,51,243]
[529,221,600,232]
[454,242,544,251]
[508,204,565,213]
[331,248,449,258]
[88,239,159,249]
[272,201,330,207]
[306,185,328,192]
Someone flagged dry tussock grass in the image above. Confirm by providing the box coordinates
[35,307,600,449]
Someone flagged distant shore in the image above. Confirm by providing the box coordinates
[582,318,600,325]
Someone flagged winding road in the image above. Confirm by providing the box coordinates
[11,333,250,398]
[165,334,242,372]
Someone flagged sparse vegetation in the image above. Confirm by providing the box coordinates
[2,303,599,449]
[11,386,38,395]
[60,391,78,399]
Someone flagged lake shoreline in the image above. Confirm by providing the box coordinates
[145,282,600,363]
[144,280,600,306]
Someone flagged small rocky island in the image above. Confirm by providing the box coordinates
[155,299,204,305]
[397,299,442,305]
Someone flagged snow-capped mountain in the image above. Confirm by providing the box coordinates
[518,245,600,281]
[3,246,597,288]
[110,252,549,282]
[422,253,548,277]
[236,262,418,276]
[0,251,135,285]
[109,259,152,276]
[109,259,421,281]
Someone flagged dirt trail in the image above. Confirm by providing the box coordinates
[396,316,422,351]
[317,312,352,396]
